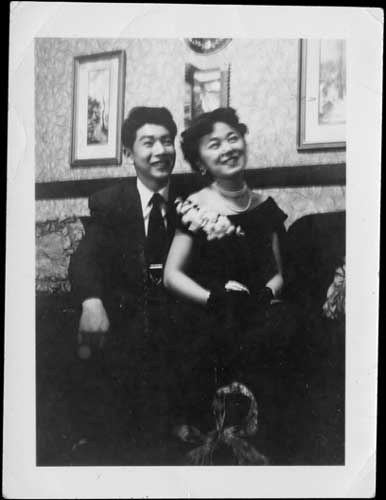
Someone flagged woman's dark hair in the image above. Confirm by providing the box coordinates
[181,107,248,172]
[121,106,177,150]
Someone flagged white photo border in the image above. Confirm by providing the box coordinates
[6,4,381,498]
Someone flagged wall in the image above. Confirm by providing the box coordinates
[35,38,345,222]
[35,38,185,182]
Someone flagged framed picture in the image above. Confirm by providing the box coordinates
[184,64,230,128]
[298,39,346,150]
[71,50,126,167]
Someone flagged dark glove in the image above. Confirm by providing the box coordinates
[207,286,251,317]
[253,286,274,308]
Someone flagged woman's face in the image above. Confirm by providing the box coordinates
[197,121,247,180]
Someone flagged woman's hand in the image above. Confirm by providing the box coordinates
[253,287,274,307]
[207,285,250,316]
[250,286,275,310]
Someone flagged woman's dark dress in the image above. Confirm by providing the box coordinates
[171,197,307,461]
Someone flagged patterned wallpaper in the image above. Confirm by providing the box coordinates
[229,39,344,167]
[264,185,345,228]
[35,38,345,181]
[35,38,186,182]
[35,38,345,221]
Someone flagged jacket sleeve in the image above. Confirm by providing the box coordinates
[68,194,114,307]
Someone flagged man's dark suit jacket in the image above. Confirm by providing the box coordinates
[68,178,201,437]
[69,178,184,324]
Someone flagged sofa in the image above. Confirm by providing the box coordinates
[283,211,345,465]
[36,210,345,465]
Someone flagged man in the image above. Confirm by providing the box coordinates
[69,107,187,463]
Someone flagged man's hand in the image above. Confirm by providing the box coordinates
[77,298,110,354]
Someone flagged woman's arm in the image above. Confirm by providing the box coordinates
[164,229,210,306]
[265,231,284,298]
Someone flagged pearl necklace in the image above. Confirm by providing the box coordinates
[212,182,253,213]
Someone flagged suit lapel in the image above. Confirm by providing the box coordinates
[112,178,180,262]
[108,180,146,279]
[166,182,179,242]
[117,180,145,243]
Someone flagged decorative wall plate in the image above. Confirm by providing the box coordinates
[185,38,232,55]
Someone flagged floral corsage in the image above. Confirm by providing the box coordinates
[175,197,245,240]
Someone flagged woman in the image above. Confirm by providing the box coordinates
[164,108,305,461]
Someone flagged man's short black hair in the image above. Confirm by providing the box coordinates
[121,106,177,150]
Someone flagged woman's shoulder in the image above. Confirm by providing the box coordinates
[186,186,215,206]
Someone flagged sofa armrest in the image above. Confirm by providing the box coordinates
[283,211,345,312]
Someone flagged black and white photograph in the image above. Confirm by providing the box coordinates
[5,4,381,498]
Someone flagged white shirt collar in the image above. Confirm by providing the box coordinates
[136,177,169,215]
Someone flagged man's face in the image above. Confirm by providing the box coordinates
[129,123,176,189]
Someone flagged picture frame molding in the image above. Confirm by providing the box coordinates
[297,39,346,151]
[184,63,231,128]
[70,49,126,167]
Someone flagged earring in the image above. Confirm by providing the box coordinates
[200,168,207,176]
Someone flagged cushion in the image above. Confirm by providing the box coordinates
[322,259,345,320]
[284,211,345,312]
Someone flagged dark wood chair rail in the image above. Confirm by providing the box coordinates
[35,164,345,200]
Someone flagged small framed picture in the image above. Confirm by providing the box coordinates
[298,39,346,150]
[71,50,126,167]
[184,64,230,128]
